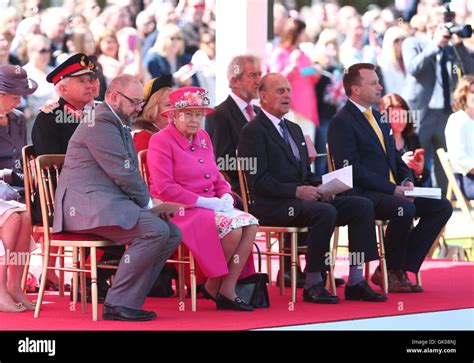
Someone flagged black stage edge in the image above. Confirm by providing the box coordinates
[0,330,471,361]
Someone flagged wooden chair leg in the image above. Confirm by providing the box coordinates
[364,262,370,281]
[266,232,272,283]
[190,252,196,312]
[72,247,78,305]
[278,233,285,296]
[34,242,50,318]
[58,246,64,297]
[178,245,185,303]
[416,271,422,287]
[291,232,297,303]
[79,247,87,314]
[327,228,338,294]
[377,225,389,294]
[21,253,31,293]
[90,247,98,321]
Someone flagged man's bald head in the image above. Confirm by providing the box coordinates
[105,75,144,123]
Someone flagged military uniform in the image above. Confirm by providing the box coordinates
[31,98,83,156]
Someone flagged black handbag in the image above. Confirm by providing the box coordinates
[235,243,270,308]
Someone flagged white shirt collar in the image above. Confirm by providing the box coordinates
[261,108,285,135]
[105,101,128,128]
[230,91,251,112]
[349,98,370,113]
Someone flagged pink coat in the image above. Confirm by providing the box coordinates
[269,47,319,126]
[148,123,255,278]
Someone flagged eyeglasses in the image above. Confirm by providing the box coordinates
[117,91,145,107]
[169,36,183,42]
[38,48,51,53]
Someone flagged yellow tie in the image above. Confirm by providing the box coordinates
[363,108,396,183]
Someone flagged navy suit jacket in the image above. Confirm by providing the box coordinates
[327,100,413,196]
[237,111,320,225]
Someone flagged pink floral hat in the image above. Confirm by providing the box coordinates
[161,86,214,117]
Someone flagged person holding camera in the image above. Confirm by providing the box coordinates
[401,5,474,196]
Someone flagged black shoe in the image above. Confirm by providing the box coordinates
[202,285,217,302]
[102,304,157,321]
[321,271,345,287]
[278,267,306,288]
[216,293,254,311]
[345,280,388,302]
[303,282,340,304]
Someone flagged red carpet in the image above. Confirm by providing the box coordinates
[1,259,472,331]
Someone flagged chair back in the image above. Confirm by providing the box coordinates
[236,150,251,213]
[137,149,148,186]
[326,143,336,172]
[436,148,473,219]
[35,155,65,230]
[22,145,37,215]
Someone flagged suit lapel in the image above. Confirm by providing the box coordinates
[226,96,249,145]
[261,114,300,168]
[286,120,307,178]
[346,101,386,154]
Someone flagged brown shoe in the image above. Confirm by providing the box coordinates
[397,271,424,293]
[371,267,411,293]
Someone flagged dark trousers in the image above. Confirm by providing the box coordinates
[361,192,453,273]
[419,108,450,195]
[278,196,379,273]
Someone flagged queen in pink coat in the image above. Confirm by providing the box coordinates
[148,86,258,311]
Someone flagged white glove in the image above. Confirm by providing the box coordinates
[220,193,234,211]
[196,196,232,212]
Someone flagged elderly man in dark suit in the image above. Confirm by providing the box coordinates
[328,63,453,293]
[53,75,181,321]
[238,73,386,304]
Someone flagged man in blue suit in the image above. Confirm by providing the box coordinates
[328,63,453,293]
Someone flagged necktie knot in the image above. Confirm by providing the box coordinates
[363,108,373,118]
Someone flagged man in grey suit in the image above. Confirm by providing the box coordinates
[402,7,474,194]
[53,75,181,321]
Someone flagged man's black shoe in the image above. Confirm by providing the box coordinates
[321,271,345,287]
[345,280,388,302]
[303,282,340,304]
[102,304,157,321]
[277,267,306,288]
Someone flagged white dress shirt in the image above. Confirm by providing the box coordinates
[445,110,474,175]
[229,92,253,121]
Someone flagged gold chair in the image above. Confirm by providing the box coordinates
[21,145,70,294]
[325,144,390,293]
[34,154,122,321]
[437,148,473,256]
[137,149,197,311]
[236,153,315,303]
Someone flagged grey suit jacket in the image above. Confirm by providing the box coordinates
[401,36,474,120]
[52,102,150,233]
